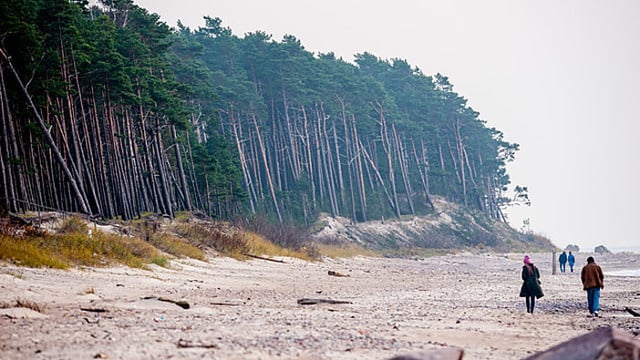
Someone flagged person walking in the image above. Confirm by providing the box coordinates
[558,251,567,273]
[520,255,544,313]
[568,251,576,272]
[581,256,604,317]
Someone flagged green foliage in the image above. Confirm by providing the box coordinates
[1,0,522,245]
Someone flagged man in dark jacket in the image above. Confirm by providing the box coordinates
[559,251,567,272]
[581,256,604,317]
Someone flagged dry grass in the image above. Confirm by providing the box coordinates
[0,235,67,269]
[145,232,206,261]
[0,212,373,271]
[0,299,43,312]
[173,222,250,256]
[58,216,88,234]
[315,242,378,258]
[243,231,313,261]
[0,229,161,269]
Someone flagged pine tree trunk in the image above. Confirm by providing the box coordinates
[252,113,282,223]
[393,124,414,215]
[352,114,367,221]
[171,125,192,211]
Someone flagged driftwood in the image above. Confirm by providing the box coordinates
[524,326,640,360]
[243,253,286,263]
[210,302,241,306]
[142,296,190,309]
[80,307,108,313]
[177,339,217,349]
[297,298,352,305]
[328,270,350,277]
[625,307,640,317]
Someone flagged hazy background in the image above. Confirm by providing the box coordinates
[132,0,640,251]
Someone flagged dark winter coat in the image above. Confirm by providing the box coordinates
[559,252,567,264]
[568,254,575,266]
[519,264,544,298]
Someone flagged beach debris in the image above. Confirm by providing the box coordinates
[80,307,108,313]
[242,253,286,263]
[625,307,640,317]
[524,326,640,360]
[142,296,190,309]
[387,347,464,360]
[84,317,100,324]
[328,270,350,277]
[210,302,241,306]
[177,339,217,349]
[297,298,352,305]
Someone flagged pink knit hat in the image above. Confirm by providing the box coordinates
[524,255,531,264]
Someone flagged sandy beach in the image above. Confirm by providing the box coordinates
[1,252,639,359]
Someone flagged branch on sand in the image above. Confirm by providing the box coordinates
[297,298,352,305]
[328,270,350,277]
[243,253,286,263]
[625,307,640,317]
[142,296,190,309]
[177,339,217,349]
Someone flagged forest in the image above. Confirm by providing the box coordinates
[0,0,528,229]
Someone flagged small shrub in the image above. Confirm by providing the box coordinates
[234,215,313,251]
[150,255,169,267]
[59,216,88,234]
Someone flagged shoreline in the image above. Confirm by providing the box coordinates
[1,252,639,359]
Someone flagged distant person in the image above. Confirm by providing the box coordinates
[520,255,544,313]
[568,251,576,272]
[559,251,567,272]
[581,256,604,317]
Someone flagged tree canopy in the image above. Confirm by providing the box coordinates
[0,1,524,227]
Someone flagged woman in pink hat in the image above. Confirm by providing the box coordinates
[519,255,544,313]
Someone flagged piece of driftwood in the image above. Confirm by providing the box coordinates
[524,326,640,360]
[142,296,190,309]
[388,348,464,360]
[297,298,352,305]
[210,302,241,306]
[243,253,285,263]
[328,270,350,277]
[625,307,640,317]
[177,339,217,349]
[80,307,108,313]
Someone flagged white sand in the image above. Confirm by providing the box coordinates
[1,252,639,359]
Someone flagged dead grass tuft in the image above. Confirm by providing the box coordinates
[16,299,44,313]
[316,243,378,258]
[59,215,88,234]
[146,232,206,261]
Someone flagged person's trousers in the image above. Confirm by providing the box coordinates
[526,296,535,313]
[587,287,600,314]
[559,263,565,272]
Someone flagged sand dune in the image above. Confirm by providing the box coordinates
[1,252,639,359]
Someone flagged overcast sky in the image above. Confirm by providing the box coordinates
[133,0,640,251]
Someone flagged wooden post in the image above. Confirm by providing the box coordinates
[552,251,558,275]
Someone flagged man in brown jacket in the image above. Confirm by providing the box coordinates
[581,256,604,317]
